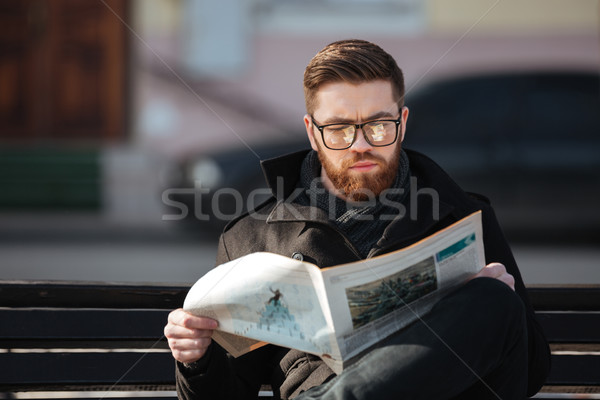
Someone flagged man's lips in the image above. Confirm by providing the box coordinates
[349,161,378,172]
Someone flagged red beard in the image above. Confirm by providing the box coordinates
[316,143,401,202]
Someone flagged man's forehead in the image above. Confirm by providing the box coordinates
[313,80,397,121]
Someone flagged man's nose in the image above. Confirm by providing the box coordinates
[350,128,372,152]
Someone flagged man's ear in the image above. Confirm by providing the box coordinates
[399,106,409,143]
[304,114,319,151]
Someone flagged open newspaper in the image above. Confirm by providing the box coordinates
[184,211,484,374]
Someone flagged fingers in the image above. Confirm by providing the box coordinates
[164,323,214,339]
[168,337,213,364]
[498,272,515,291]
[164,308,218,363]
[472,262,515,291]
[475,262,504,278]
[168,308,218,330]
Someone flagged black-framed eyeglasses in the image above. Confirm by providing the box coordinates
[311,115,402,150]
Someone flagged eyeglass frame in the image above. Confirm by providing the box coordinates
[310,114,403,150]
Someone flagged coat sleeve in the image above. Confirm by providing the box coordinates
[480,205,551,396]
[175,234,280,400]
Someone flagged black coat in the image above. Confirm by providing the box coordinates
[176,149,551,399]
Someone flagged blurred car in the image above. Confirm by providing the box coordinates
[166,71,600,242]
[404,71,600,242]
[166,138,306,233]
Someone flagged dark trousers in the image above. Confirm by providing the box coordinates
[296,278,528,400]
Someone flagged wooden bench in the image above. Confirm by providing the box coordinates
[0,281,182,398]
[528,285,600,398]
[1,281,598,399]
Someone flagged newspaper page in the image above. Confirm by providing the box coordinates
[320,210,484,372]
[183,211,484,373]
[183,252,336,358]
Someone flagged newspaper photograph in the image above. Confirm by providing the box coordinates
[183,211,484,373]
[345,256,438,330]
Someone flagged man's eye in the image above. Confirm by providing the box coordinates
[370,124,386,141]
[343,129,354,143]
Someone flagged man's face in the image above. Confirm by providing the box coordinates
[304,80,409,201]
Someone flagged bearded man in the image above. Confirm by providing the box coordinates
[165,39,550,399]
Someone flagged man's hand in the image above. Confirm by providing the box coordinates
[471,262,515,291]
[164,308,218,364]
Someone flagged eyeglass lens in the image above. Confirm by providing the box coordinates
[324,121,397,149]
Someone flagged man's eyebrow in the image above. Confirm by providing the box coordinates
[364,111,397,121]
[321,111,397,124]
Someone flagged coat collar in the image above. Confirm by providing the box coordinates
[261,149,310,200]
[260,149,458,252]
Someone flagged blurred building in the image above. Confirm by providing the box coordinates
[1,0,597,224]
[132,0,599,158]
[0,0,598,282]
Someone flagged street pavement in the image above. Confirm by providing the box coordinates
[0,213,598,286]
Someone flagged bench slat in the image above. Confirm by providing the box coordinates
[545,354,600,386]
[4,310,598,347]
[0,309,169,348]
[0,352,175,391]
[7,398,177,400]
[0,281,188,309]
[2,353,597,392]
[537,312,600,343]
[529,287,600,312]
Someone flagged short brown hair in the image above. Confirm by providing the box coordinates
[303,39,405,115]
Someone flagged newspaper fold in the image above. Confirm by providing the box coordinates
[184,211,484,374]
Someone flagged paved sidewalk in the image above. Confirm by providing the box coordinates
[1,213,597,285]
[0,212,219,284]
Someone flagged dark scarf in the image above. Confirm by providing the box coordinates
[295,150,410,258]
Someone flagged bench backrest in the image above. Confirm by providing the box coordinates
[0,281,186,392]
[528,285,600,393]
[1,281,599,396]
